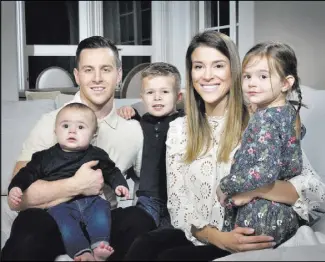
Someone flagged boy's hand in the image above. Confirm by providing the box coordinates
[115,186,130,199]
[117,106,135,120]
[216,185,227,207]
[8,187,23,210]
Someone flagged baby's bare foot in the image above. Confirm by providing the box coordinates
[93,242,114,261]
[74,252,94,261]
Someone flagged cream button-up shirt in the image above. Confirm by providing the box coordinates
[18,92,143,208]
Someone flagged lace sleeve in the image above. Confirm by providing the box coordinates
[166,117,193,240]
[289,150,325,221]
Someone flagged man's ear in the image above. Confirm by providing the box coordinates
[117,67,123,86]
[282,75,295,92]
[73,68,80,86]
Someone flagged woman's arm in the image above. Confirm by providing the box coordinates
[231,180,298,206]
[232,151,325,221]
[191,225,275,253]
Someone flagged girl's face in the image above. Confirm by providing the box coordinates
[242,57,288,109]
[191,46,232,114]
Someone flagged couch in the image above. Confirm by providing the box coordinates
[1,87,325,260]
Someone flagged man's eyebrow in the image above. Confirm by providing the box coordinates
[81,64,114,69]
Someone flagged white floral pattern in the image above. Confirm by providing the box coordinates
[166,116,325,245]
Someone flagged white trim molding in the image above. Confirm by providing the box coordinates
[117,45,153,57]
[238,1,255,61]
[16,1,27,91]
[25,45,78,56]
[93,1,103,36]
[151,1,168,63]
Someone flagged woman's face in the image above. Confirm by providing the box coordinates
[191,46,232,110]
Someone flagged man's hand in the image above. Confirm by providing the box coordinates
[115,186,130,199]
[117,106,136,120]
[212,227,275,253]
[8,187,23,211]
[73,160,104,196]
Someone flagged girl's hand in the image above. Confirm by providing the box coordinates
[117,106,135,120]
[115,186,130,199]
[212,227,275,253]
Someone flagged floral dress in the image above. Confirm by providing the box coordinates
[219,104,302,245]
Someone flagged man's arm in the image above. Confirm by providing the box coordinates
[12,160,104,210]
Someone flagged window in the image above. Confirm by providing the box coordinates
[102,1,152,84]
[17,1,155,91]
[199,1,239,45]
[23,1,79,89]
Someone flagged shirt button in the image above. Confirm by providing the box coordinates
[155,126,158,131]
[156,134,159,138]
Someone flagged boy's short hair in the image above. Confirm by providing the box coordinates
[56,103,98,134]
[141,62,181,93]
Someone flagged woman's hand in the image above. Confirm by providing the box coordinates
[210,227,275,253]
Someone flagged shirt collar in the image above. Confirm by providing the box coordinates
[68,91,118,129]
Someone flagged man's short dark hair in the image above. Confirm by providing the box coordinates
[75,36,121,69]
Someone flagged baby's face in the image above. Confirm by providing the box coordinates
[141,76,178,117]
[55,109,95,152]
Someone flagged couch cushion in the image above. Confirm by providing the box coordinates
[25,90,61,101]
[54,93,74,109]
[1,99,56,195]
[298,86,325,181]
[1,196,18,249]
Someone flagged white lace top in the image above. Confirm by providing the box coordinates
[166,116,325,246]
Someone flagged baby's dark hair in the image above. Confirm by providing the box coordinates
[141,62,181,93]
[56,103,98,134]
[242,41,304,139]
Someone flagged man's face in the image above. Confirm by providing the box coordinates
[74,48,122,109]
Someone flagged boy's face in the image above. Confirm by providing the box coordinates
[141,76,179,117]
[55,109,96,152]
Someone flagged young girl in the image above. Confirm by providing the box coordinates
[217,41,304,246]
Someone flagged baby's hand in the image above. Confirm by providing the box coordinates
[216,185,227,207]
[115,186,130,199]
[8,187,23,210]
[117,106,135,120]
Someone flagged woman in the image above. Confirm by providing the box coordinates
[124,30,325,261]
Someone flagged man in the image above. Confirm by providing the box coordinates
[1,36,156,261]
